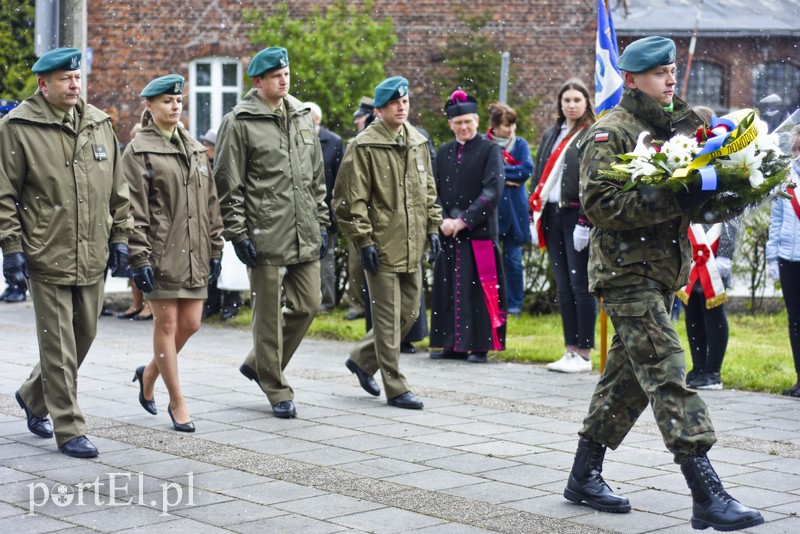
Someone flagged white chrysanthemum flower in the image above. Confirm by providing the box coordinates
[662,135,698,171]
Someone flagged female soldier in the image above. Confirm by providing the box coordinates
[529,78,597,373]
[125,74,224,432]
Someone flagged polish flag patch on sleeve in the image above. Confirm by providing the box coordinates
[594,132,609,143]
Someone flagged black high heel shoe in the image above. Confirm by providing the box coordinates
[132,366,157,415]
[168,404,195,433]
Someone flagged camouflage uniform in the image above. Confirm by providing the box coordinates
[577,88,715,463]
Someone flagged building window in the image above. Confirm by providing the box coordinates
[753,62,800,112]
[678,60,724,109]
[189,58,242,137]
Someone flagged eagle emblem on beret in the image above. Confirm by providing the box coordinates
[70,56,79,69]
[398,85,406,97]
[280,57,287,67]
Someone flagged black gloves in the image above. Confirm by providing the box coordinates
[675,182,717,212]
[360,245,380,275]
[427,233,441,264]
[319,230,329,260]
[132,265,154,293]
[107,242,129,277]
[233,238,257,268]
[2,252,29,290]
[208,258,221,285]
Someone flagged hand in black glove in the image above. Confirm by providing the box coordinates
[107,242,129,277]
[674,182,717,212]
[2,252,29,290]
[233,238,257,268]
[359,245,380,275]
[427,233,441,264]
[132,265,155,293]
[208,258,221,285]
[319,230,329,260]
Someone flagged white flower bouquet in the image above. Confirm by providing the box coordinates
[599,109,793,211]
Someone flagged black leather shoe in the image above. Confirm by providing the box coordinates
[345,359,380,396]
[467,352,488,363]
[400,342,417,354]
[58,436,98,458]
[132,366,157,415]
[388,391,424,409]
[116,306,143,319]
[429,349,467,360]
[273,400,297,419]
[15,391,53,438]
[240,363,258,382]
[168,404,195,432]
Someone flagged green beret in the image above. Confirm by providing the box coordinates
[140,74,185,98]
[373,76,409,109]
[31,47,81,75]
[617,36,676,73]
[247,47,289,77]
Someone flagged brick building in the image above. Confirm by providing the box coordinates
[86,0,595,144]
[85,1,798,145]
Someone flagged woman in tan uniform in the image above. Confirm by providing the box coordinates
[124,74,224,432]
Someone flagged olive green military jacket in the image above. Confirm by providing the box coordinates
[213,90,328,266]
[578,89,705,293]
[0,93,132,285]
[334,119,442,273]
[123,123,224,291]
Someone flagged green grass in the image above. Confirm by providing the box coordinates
[215,307,797,395]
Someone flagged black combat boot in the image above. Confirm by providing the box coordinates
[681,455,764,531]
[564,437,631,513]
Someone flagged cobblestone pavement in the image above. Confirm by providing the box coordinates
[0,298,796,533]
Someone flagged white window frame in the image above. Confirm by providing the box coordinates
[189,57,243,138]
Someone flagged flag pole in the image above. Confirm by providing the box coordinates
[681,0,704,98]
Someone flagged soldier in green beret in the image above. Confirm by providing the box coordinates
[124,74,224,433]
[0,47,133,458]
[334,76,442,410]
[214,47,329,419]
[560,36,764,531]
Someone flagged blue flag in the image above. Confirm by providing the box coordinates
[595,0,623,115]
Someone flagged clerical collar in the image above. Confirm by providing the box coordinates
[457,132,478,145]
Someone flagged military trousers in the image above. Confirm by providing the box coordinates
[244,260,321,405]
[350,270,420,399]
[579,285,716,463]
[19,279,104,446]
[344,239,366,314]
[320,229,337,310]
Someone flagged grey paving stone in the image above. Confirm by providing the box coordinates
[320,432,409,452]
[422,451,519,474]
[330,506,446,533]
[116,516,231,533]
[479,463,568,487]
[0,511,79,533]
[441,480,548,505]
[232,513,344,534]
[569,507,685,533]
[170,498,284,526]
[57,500,179,531]
[136,457,225,480]
[186,467,275,492]
[336,457,432,478]
[375,442,461,463]
[458,439,548,458]
[219,479,326,505]
[273,493,384,519]
[407,430,490,448]
[383,469,485,491]
[284,446,374,466]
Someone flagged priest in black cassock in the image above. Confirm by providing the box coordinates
[429,90,507,364]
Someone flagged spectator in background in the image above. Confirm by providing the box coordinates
[529,78,597,373]
[429,90,505,364]
[305,101,344,314]
[767,126,800,398]
[487,102,533,317]
[199,128,245,320]
[677,220,738,390]
[124,74,224,433]
[0,99,25,304]
[342,96,375,321]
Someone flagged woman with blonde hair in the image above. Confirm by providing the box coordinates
[124,74,223,431]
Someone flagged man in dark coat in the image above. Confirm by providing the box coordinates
[429,90,506,364]
[306,102,344,313]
